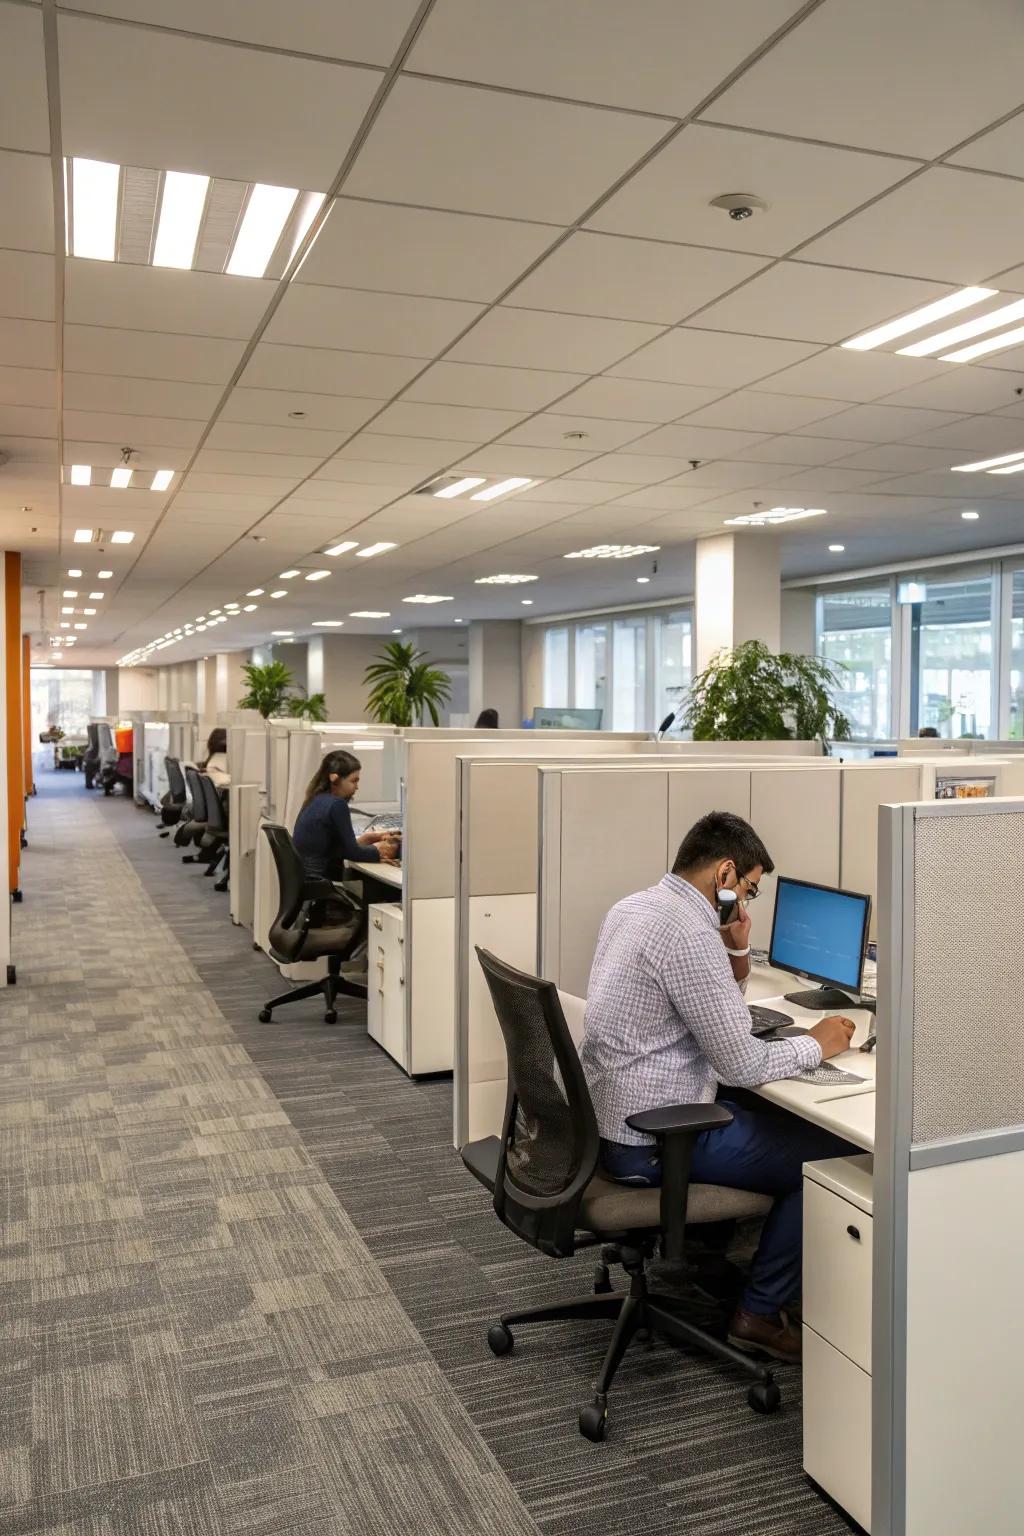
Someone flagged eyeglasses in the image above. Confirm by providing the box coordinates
[737,872,759,902]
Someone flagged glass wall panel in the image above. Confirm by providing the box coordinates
[574,623,608,723]
[653,609,692,730]
[910,575,993,739]
[611,616,647,729]
[1011,571,1024,739]
[817,587,892,739]
[542,627,569,707]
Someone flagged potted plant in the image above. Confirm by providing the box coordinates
[680,639,852,751]
[364,640,452,726]
[237,663,328,721]
[285,691,328,723]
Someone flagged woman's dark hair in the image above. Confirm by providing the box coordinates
[474,708,499,728]
[302,748,362,808]
[199,726,227,770]
[672,811,774,878]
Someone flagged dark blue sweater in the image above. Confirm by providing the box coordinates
[292,792,380,880]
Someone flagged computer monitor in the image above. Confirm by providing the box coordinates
[531,707,603,730]
[768,876,873,1011]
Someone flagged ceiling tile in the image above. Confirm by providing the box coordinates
[71,0,422,63]
[333,432,478,466]
[204,420,344,457]
[755,347,947,403]
[403,361,585,412]
[448,307,662,373]
[710,0,1024,159]
[0,250,54,322]
[670,459,801,489]
[182,470,320,497]
[976,338,1024,375]
[64,325,244,384]
[240,344,424,399]
[191,447,318,477]
[689,263,947,344]
[517,479,627,505]
[265,285,482,357]
[312,458,429,487]
[496,414,652,452]
[830,443,962,474]
[63,437,193,472]
[560,451,696,484]
[741,435,868,465]
[801,168,1024,284]
[0,150,54,253]
[220,389,383,434]
[795,403,966,443]
[65,261,273,339]
[877,366,1024,415]
[369,400,527,443]
[608,328,818,388]
[344,75,667,224]
[58,13,381,186]
[0,405,54,439]
[0,5,49,154]
[590,123,916,255]
[680,390,850,434]
[409,0,804,116]
[295,199,556,302]
[0,366,54,410]
[612,484,711,511]
[506,231,768,324]
[773,466,888,493]
[452,443,599,476]
[63,409,205,449]
[949,110,1024,179]
[904,417,1024,453]
[62,373,223,421]
[550,377,726,423]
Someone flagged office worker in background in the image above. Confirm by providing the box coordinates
[293,750,399,885]
[199,727,230,787]
[474,708,499,728]
[581,811,856,1364]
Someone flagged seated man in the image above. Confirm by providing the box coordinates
[580,811,856,1362]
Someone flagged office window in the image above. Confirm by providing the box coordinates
[611,616,647,730]
[1011,572,1024,739]
[574,623,608,721]
[817,587,892,739]
[653,609,692,730]
[910,574,993,739]
[542,627,569,707]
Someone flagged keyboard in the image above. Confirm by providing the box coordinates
[749,1004,795,1036]
[366,813,402,833]
[793,1062,865,1087]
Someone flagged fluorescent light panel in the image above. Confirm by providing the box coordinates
[151,469,174,491]
[471,477,533,501]
[564,543,660,560]
[270,590,287,599]
[73,528,93,543]
[943,322,1024,363]
[724,507,827,526]
[312,620,343,627]
[403,595,453,604]
[898,296,1024,357]
[324,541,358,556]
[246,588,264,597]
[951,451,1024,472]
[434,477,485,498]
[355,542,396,559]
[842,286,997,351]
[153,170,209,269]
[350,611,390,618]
[227,183,299,277]
[98,570,112,578]
[71,158,119,261]
[70,465,91,486]
[110,531,134,544]
[305,569,330,581]
[279,569,299,578]
[475,574,537,585]
[110,467,132,488]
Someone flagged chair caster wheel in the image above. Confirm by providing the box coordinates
[258,1009,272,1023]
[747,1380,781,1415]
[324,1010,338,1024]
[252,942,261,951]
[593,1263,612,1295]
[578,1401,607,1442]
[487,1323,513,1357]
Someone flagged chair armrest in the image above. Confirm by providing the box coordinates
[626,1103,734,1138]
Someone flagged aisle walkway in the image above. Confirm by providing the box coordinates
[4,776,538,1535]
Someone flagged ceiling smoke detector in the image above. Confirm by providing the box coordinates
[709,192,769,222]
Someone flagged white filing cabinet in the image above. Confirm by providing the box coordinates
[367,903,404,1064]
[802,1154,874,1534]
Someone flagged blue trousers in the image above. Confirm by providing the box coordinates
[601,1100,857,1317]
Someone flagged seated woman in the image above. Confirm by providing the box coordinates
[292,749,399,885]
[199,727,230,787]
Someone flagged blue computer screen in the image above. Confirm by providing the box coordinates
[769,879,868,990]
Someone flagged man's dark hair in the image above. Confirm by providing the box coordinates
[672,811,774,878]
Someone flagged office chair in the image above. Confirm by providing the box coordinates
[177,766,210,861]
[157,756,187,836]
[199,773,230,890]
[463,948,779,1442]
[83,724,100,790]
[258,823,368,1026]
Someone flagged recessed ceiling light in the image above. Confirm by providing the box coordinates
[224,602,240,610]
[636,576,650,584]
[98,569,112,579]
[289,190,326,264]
[355,542,397,559]
[350,611,391,619]
[403,594,454,604]
[226,182,298,277]
[110,466,132,489]
[196,624,207,631]
[311,620,344,627]
[898,297,1024,358]
[243,603,258,612]
[151,469,174,492]
[83,607,96,615]
[951,451,1024,472]
[470,477,533,501]
[61,606,74,615]
[942,322,1024,364]
[67,569,82,577]
[73,622,87,630]
[271,630,294,636]
[59,622,70,629]
[62,589,77,597]
[564,543,660,560]
[521,599,534,605]
[453,618,464,624]
[73,528,93,543]
[474,574,538,585]
[279,569,300,578]
[305,569,330,581]
[70,465,91,486]
[110,530,134,544]
[842,286,997,351]
[961,511,980,520]
[153,170,209,269]
[724,507,826,526]
[70,157,119,261]
[209,608,222,615]
[324,541,358,557]
[434,476,486,499]
[88,592,104,600]
[829,543,846,552]
[246,588,264,597]
[270,590,287,599]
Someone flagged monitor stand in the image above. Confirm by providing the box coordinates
[784,986,876,1013]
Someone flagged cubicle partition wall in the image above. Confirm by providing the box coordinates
[134,711,197,809]
[874,795,1024,1536]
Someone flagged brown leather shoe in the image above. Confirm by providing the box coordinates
[727,1306,801,1362]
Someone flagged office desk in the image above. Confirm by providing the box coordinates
[346,859,403,906]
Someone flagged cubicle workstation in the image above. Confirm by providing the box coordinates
[132,711,198,809]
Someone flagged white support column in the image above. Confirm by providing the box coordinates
[694,532,781,674]
[469,620,523,726]
[215,651,248,714]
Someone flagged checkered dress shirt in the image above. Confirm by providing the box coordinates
[580,874,822,1145]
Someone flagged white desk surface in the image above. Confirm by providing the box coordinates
[746,964,876,1152]
[346,859,403,889]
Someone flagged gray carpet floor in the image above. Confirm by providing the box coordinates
[6,772,858,1535]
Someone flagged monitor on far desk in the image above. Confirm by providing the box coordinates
[768,876,874,1012]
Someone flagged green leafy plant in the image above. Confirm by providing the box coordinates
[364,640,452,726]
[285,691,328,723]
[680,639,852,750]
[237,660,298,719]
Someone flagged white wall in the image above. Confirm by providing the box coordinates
[781,589,817,656]
[118,668,159,711]
[215,651,248,713]
[469,620,522,726]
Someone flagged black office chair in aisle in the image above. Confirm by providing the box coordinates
[199,772,230,891]
[83,724,100,790]
[463,948,778,1442]
[177,765,210,860]
[157,755,188,837]
[258,823,368,1026]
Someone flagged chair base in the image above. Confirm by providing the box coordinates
[259,956,368,1026]
[488,1244,778,1440]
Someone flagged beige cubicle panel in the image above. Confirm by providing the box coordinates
[666,767,752,853]
[748,768,842,950]
[840,762,922,941]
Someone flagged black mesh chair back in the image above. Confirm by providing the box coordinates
[200,773,228,835]
[476,947,600,1259]
[97,723,117,769]
[184,765,207,823]
[165,756,186,804]
[263,822,311,965]
[84,724,100,767]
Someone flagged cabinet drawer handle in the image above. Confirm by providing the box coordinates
[372,917,382,930]
[846,1224,861,1241]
